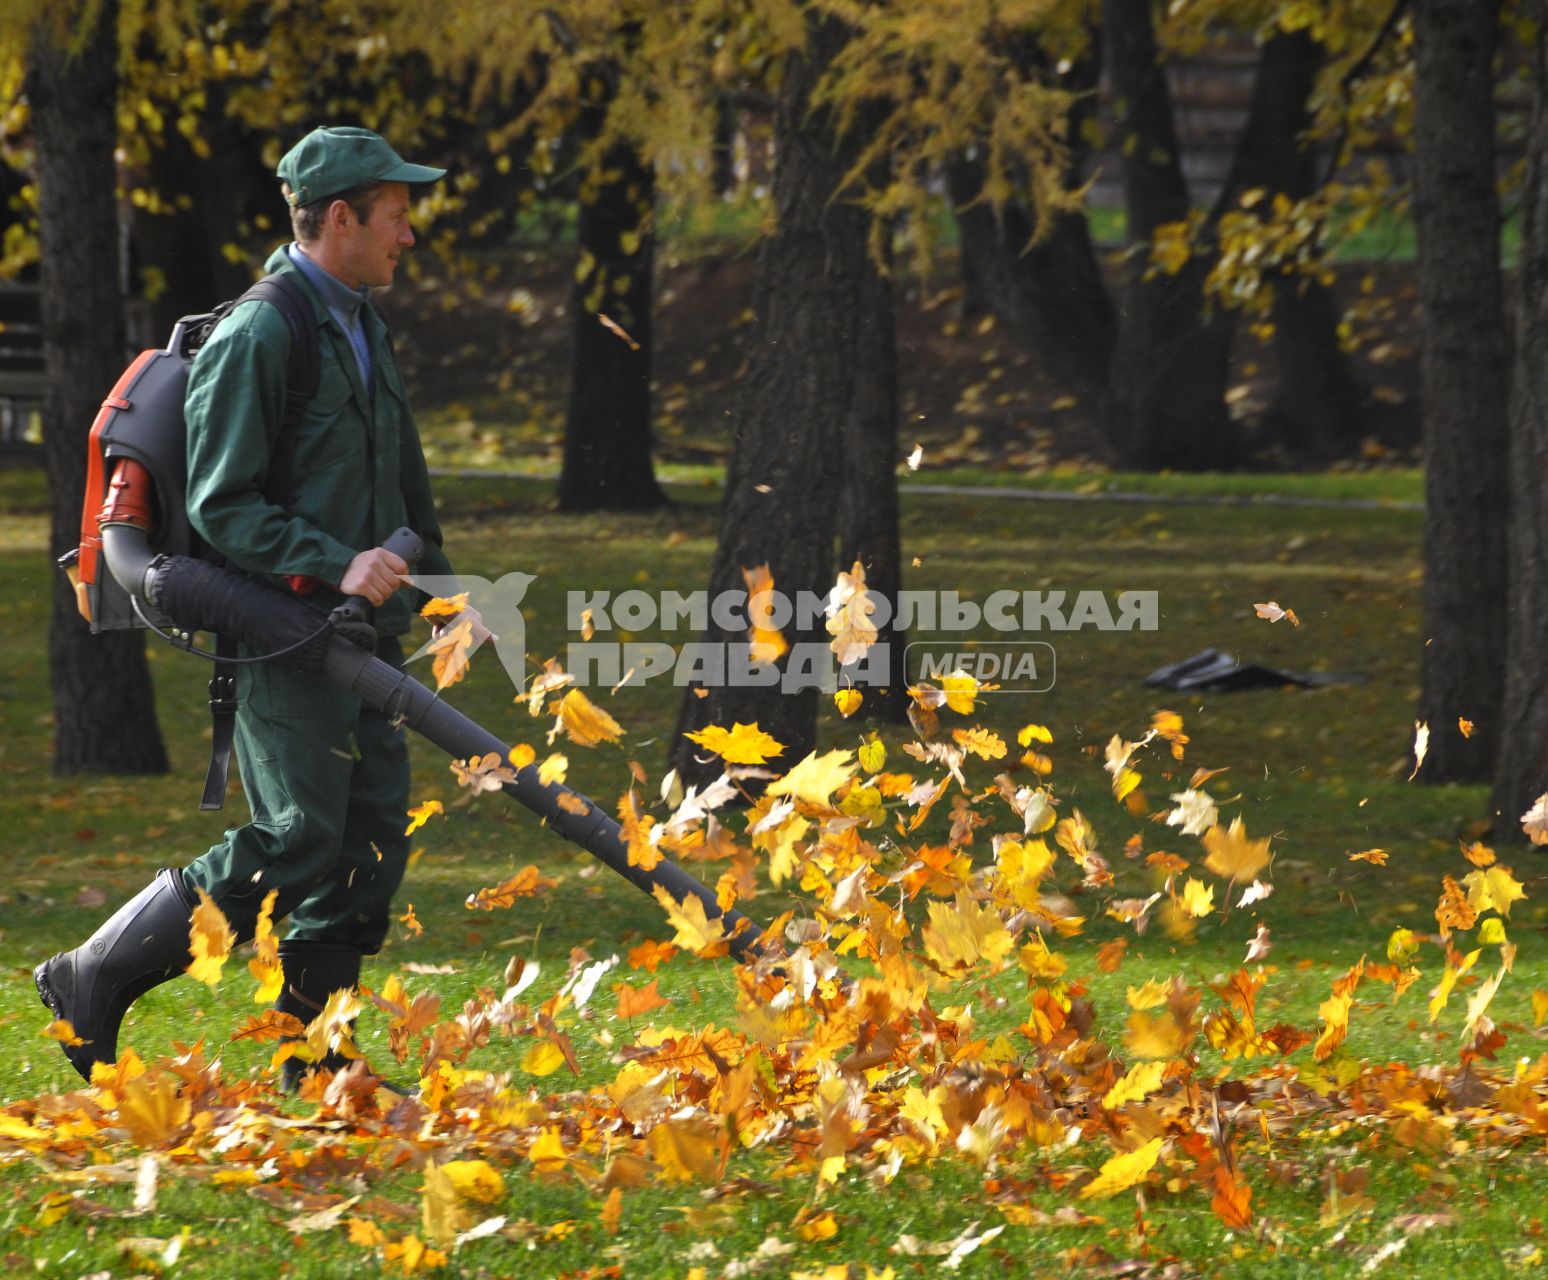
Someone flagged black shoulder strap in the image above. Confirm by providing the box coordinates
[235,273,320,429]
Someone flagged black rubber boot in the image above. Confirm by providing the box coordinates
[275,940,364,1092]
[34,868,196,1082]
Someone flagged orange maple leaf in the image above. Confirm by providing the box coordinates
[742,564,788,662]
[1211,1167,1253,1228]
[615,978,670,1019]
[465,865,558,910]
[627,939,679,972]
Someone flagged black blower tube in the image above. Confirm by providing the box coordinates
[113,525,763,960]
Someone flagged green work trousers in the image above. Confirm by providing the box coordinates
[182,637,410,953]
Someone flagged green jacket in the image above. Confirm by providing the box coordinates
[184,245,453,638]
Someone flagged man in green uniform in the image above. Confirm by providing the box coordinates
[36,127,455,1088]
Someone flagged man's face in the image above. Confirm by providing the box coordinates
[336,181,414,289]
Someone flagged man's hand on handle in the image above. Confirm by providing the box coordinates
[340,546,409,606]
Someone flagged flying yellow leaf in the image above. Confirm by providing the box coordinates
[1178,877,1215,918]
[117,1071,192,1148]
[555,689,625,747]
[651,885,729,956]
[1460,840,1496,867]
[1017,723,1054,746]
[1348,848,1388,866]
[1463,865,1526,918]
[186,889,234,987]
[796,1209,840,1242]
[1429,949,1480,1023]
[743,564,788,662]
[1201,816,1271,883]
[420,593,468,620]
[858,736,886,773]
[442,1160,504,1205]
[833,688,863,718]
[1126,978,1172,1010]
[508,743,536,769]
[1458,717,1474,739]
[298,986,362,1068]
[42,1018,84,1047]
[683,721,786,765]
[646,1113,725,1183]
[248,889,282,1003]
[766,748,857,809]
[405,800,444,836]
[528,1127,568,1172]
[420,1162,464,1246]
[1102,1060,1168,1111]
[952,727,1007,761]
[1314,990,1353,1060]
[826,561,878,666]
[521,1039,568,1077]
[921,891,1014,972]
[538,753,569,787]
[1462,966,1507,1043]
[429,619,476,690]
[348,1217,387,1247]
[1079,1137,1165,1200]
[940,670,980,714]
[618,791,662,872]
[383,1235,446,1273]
[1124,1008,1194,1060]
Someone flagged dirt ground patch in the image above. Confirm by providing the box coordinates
[382,242,1423,474]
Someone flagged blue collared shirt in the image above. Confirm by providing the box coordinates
[287,243,374,403]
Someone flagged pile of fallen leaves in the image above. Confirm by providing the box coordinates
[9,580,1548,1277]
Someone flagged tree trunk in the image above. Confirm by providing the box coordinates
[556,73,669,513]
[135,108,261,339]
[946,27,1114,400]
[1217,30,1365,461]
[711,95,737,199]
[1492,4,1548,833]
[837,226,908,725]
[31,3,169,776]
[946,153,1115,402]
[1411,0,1508,786]
[1101,0,1237,470]
[670,16,871,784]
[1265,274,1364,463]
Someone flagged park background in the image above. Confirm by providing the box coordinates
[2,0,1548,1276]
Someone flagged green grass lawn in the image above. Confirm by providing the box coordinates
[1,467,1543,1278]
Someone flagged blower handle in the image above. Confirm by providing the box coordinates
[329,527,425,649]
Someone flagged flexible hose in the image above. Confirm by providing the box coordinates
[100,524,764,960]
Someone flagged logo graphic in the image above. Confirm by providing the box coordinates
[904,641,1056,694]
[409,572,537,690]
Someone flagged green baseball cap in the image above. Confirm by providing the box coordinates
[277,126,446,208]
